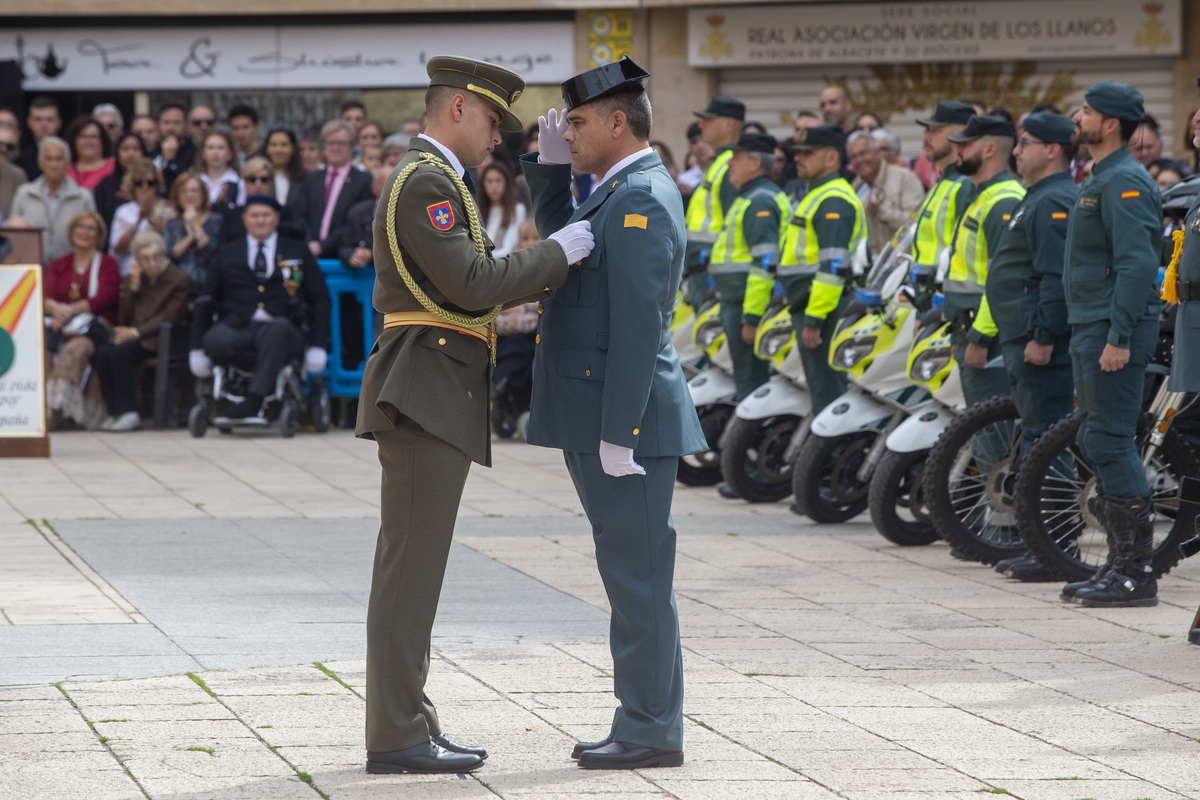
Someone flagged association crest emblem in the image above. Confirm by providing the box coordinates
[698,15,734,64]
[427,201,454,230]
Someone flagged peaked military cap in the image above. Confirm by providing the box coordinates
[731,132,777,156]
[948,115,1015,142]
[562,56,650,112]
[787,124,845,151]
[1084,80,1145,122]
[426,55,526,132]
[1022,112,1075,145]
[694,96,746,122]
[915,101,976,128]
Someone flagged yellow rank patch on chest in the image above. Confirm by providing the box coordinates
[1121,190,1140,199]
[624,214,647,229]
[824,212,840,220]
[755,210,771,217]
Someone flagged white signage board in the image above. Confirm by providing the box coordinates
[0,266,47,439]
[4,21,575,90]
[689,1,1181,67]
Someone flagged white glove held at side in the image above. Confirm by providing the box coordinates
[599,440,645,477]
[549,220,595,265]
[304,346,328,374]
[537,108,572,165]
[189,349,213,378]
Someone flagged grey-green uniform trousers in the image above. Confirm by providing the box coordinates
[985,171,1078,456]
[1061,148,1162,498]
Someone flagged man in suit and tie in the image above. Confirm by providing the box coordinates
[520,57,707,770]
[297,120,375,258]
[188,194,331,420]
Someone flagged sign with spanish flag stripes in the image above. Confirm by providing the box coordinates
[0,266,47,439]
[1121,190,1141,200]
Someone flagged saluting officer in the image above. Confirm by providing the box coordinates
[355,56,594,774]
[708,132,792,403]
[911,101,975,271]
[682,96,745,306]
[943,116,1025,406]
[520,57,707,770]
[1061,81,1163,608]
[983,112,1079,583]
[774,124,866,414]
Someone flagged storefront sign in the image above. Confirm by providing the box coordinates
[689,1,1180,67]
[3,21,574,90]
[0,266,47,440]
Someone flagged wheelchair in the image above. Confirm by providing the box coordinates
[187,353,331,438]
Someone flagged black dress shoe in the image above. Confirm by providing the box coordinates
[433,733,487,760]
[1189,628,1200,645]
[577,740,684,770]
[366,741,483,774]
[717,484,740,499]
[571,736,612,759]
[1008,556,1057,583]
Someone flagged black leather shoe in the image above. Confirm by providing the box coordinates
[571,736,612,759]
[433,733,487,760]
[577,740,684,770]
[1189,627,1200,645]
[1008,556,1058,583]
[366,741,483,774]
[717,484,740,499]
[994,553,1028,575]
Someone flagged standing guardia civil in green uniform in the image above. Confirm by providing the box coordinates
[771,124,865,414]
[944,116,1025,407]
[520,57,707,770]
[983,112,1079,584]
[911,101,975,273]
[1060,81,1163,608]
[708,132,790,402]
[355,56,596,775]
[683,96,744,307]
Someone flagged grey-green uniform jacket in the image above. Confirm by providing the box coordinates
[985,171,1075,345]
[355,138,569,465]
[1062,148,1161,347]
[1169,191,1200,391]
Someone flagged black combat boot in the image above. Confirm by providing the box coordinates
[1060,495,1112,602]
[1076,496,1157,608]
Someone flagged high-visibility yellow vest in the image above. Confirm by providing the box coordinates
[709,185,791,274]
[946,179,1025,295]
[778,176,865,277]
[684,149,734,244]
[912,175,968,266]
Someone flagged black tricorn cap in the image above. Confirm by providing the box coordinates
[561,56,650,112]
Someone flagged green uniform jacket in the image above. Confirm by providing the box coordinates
[1169,191,1200,391]
[985,171,1076,345]
[355,138,569,466]
[1062,148,1161,348]
[520,150,707,457]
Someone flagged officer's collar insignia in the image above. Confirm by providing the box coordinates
[427,200,455,230]
[611,179,620,188]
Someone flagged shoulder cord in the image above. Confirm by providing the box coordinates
[385,152,501,326]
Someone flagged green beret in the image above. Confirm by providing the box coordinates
[1083,80,1145,122]
[1022,112,1075,145]
[426,55,526,133]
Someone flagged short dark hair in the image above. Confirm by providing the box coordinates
[29,96,58,113]
[1118,117,1140,144]
[592,91,652,141]
[340,99,366,115]
[228,104,258,125]
[686,121,702,140]
[796,110,820,120]
[1030,103,1062,115]
[157,103,186,119]
[1054,140,1079,166]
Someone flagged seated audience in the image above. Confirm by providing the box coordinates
[8,136,96,264]
[259,126,305,209]
[478,161,526,258]
[220,158,305,243]
[195,131,246,212]
[163,171,222,294]
[94,132,147,232]
[847,130,925,258]
[295,120,373,258]
[110,158,172,275]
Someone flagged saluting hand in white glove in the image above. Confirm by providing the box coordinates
[599,441,645,477]
[549,220,595,265]
[538,108,572,165]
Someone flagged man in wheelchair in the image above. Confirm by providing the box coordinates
[189,195,331,421]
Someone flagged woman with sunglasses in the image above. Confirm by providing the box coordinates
[164,171,222,294]
[63,116,116,191]
[110,158,172,275]
[194,130,246,213]
[259,126,305,208]
[93,132,147,233]
[219,157,305,243]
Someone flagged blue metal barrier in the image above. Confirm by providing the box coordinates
[318,259,375,398]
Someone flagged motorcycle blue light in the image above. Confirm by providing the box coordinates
[932,292,944,307]
[856,289,882,306]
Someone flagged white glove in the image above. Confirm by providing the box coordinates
[189,349,213,378]
[549,220,595,265]
[304,346,328,374]
[537,107,572,165]
[599,440,645,477]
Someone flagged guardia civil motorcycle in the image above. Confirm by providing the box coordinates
[678,299,737,486]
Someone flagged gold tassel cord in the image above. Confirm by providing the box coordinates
[1162,228,1184,305]
[385,152,501,327]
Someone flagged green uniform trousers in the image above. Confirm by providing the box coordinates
[1001,337,1074,459]
[780,274,847,415]
[564,451,685,752]
[951,334,1011,409]
[365,416,471,752]
[712,272,769,401]
[1070,318,1156,499]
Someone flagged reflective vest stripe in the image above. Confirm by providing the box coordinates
[685,150,735,240]
[948,180,1025,290]
[912,177,966,265]
[709,185,791,273]
[779,178,865,273]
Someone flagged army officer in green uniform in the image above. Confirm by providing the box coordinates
[356,56,595,774]
[1061,81,1163,608]
[520,57,707,770]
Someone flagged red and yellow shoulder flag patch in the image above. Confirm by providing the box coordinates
[1051,211,1067,221]
[755,210,771,217]
[825,212,841,220]
[1121,190,1141,200]
[1002,214,1011,221]
[624,214,647,229]
[427,201,454,230]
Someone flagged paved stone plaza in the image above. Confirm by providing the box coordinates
[1,430,1198,799]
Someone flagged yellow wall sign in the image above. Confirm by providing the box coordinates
[589,11,633,68]
[0,265,47,439]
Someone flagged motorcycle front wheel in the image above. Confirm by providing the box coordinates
[719,414,802,503]
[791,430,875,523]
[869,448,939,546]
